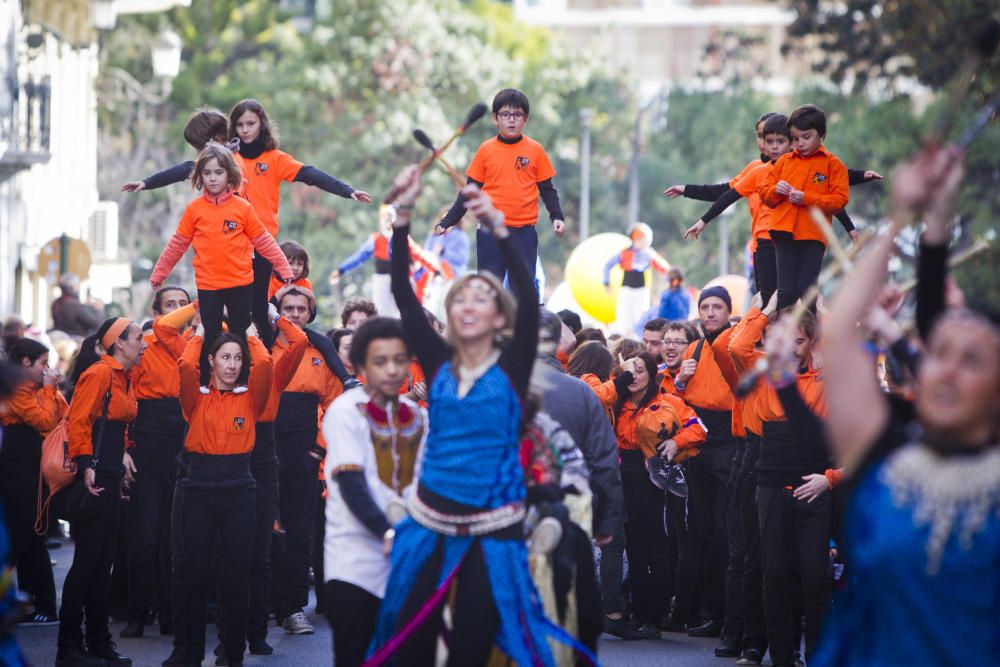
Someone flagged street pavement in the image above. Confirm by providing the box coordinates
[17,535,725,666]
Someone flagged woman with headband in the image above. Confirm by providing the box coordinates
[58,317,144,667]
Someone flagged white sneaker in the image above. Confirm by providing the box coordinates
[283,611,314,635]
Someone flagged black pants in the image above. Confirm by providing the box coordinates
[275,446,319,617]
[770,231,825,311]
[740,440,766,650]
[180,484,255,664]
[197,283,253,386]
[620,450,670,625]
[312,480,327,613]
[476,225,537,294]
[58,469,122,645]
[753,238,777,306]
[687,444,731,624]
[248,467,278,642]
[723,439,747,640]
[324,580,380,667]
[666,485,700,626]
[757,486,831,666]
[572,523,604,654]
[395,539,499,667]
[598,532,625,617]
[169,455,189,658]
[252,253,275,350]
[127,421,183,626]
[0,435,57,617]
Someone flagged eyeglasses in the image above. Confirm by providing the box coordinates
[497,111,525,121]
[662,339,688,347]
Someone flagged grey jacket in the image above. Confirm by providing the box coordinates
[535,355,624,538]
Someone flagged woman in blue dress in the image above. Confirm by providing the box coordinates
[817,145,1000,667]
[367,165,586,666]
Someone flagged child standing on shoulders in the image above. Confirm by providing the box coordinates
[321,317,426,667]
[603,222,670,336]
[268,240,313,300]
[229,99,372,347]
[759,105,849,310]
[436,89,566,292]
[150,142,293,390]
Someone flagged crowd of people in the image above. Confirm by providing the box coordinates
[0,86,997,667]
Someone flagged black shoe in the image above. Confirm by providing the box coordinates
[687,619,723,638]
[120,621,144,638]
[660,616,687,633]
[737,646,765,665]
[56,641,105,667]
[215,654,229,666]
[248,638,274,655]
[634,623,661,640]
[87,641,133,666]
[602,616,645,640]
[159,620,174,636]
[715,635,742,657]
[161,648,192,666]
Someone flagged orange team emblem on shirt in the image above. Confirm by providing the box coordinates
[222,220,239,234]
[311,356,323,367]
[515,156,530,170]
[811,172,827,184]
[233,416,246,430]
[254,163,269,175]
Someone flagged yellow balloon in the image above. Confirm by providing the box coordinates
[565,233,632,324]
[704,274,750,314]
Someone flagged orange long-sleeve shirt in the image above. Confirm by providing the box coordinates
[615,393,706,461]
[68,356,137,460]
[240,149,304,237]
[758,146,849,246]
[268,275,313,301]
[259,318,309,422]
[131,303,198,400]
[728,308,771,436]
[274,332,344,449]
[179,335,274,455]
[2,383,68,434]
[677,327,736,412]
[733,162,775,252]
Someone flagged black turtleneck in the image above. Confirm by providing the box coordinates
[237,136,269,160]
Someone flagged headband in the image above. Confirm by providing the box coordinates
[100,317,133,351]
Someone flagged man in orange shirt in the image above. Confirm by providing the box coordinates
[436,89,565,294]
[759,104,850,310]
[272,287,344,636]
[671,286,737,640]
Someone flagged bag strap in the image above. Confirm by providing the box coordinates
[91,385,113,465]
[692,337,707,363]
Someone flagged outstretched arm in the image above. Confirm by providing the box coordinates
[150,233,192,289]
[123,161,195,192]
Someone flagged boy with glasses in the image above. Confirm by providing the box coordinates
[437,89,565,294]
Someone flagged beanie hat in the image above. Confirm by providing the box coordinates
[698,285,732,312]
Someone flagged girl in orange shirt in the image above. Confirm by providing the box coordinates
[59,317,143,667]
[150,143,293,389]
[121,286,194,639]
[267,240,313,300]
[228,99,372,347]
[613,352,707,638]
[174,325,273,667]
[0,338,67,625]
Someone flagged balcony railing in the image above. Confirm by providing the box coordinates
[1,75,52,181]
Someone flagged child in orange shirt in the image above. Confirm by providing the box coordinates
[759,105,850,310]
[436,89,565,292]
[268,240,314,300]
[151,143,293,389]
[229,99,373,346]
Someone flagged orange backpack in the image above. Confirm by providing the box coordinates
[34,418,74,535]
